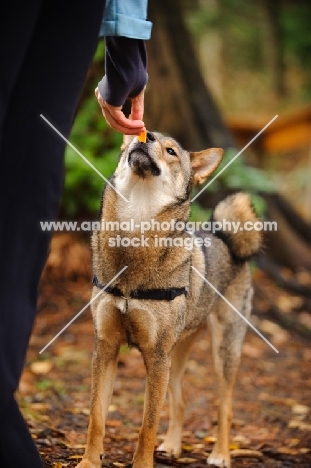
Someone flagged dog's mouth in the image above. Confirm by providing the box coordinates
[128,145,161,179]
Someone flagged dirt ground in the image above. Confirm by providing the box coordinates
[18,235,311,468]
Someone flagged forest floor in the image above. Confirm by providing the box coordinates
[18,235,311,468]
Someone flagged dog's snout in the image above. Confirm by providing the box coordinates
[146,131,155,142]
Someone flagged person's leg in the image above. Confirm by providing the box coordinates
[0,1,105,466]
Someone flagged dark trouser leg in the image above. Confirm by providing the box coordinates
[0,1,105,466]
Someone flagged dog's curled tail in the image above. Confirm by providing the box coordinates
[213,192,262,261]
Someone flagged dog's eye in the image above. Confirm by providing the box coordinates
[166,147,177,156]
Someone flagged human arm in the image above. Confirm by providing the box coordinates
[96,0,152,134]
[96,36,147,134]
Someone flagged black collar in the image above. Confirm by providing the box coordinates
[92,275,187,301]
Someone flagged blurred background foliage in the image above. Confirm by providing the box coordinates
[60,0,311,221]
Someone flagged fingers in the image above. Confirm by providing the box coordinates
[95,88,145,135]
[130,88,145,122]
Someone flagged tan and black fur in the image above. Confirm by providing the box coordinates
[76,132,261,468]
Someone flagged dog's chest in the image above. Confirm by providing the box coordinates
[115,179,175,222]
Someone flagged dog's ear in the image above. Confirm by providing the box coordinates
[121,134,136,151]
[190,148,224,185]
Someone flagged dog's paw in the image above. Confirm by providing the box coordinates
[157,440,181,458]
[207,450,230,467]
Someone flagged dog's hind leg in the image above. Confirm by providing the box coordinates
[207,281,253,468]
[157,328,203,458]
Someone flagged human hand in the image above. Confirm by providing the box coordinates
[95,87,145,135]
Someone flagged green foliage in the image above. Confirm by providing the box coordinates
[62,103,121,217]
[60,42,122,219]
[213,149,274,194]
[282,3,311,68]
[189,202,212,223]
[190,148,274,220]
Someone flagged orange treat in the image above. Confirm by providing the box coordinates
[138,130,147,143]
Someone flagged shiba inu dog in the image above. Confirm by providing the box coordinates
[76,132,261,468]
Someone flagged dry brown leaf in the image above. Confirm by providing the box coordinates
[230,449,263,459]
[29,402,50,411]
[232,435,251,446]
[299,312,311,328]
[276,295,302,312]
[259,320,283,335]
[291,404,310,415]
[192,443,204,449]
[287,438,300,447]
[259,393,297,406]
[30,360,53,375]
[106,420,122,427]
[242,343,262,358]
[108,404,118,412]
[66,443,86,449]
[229,443,240,450]
[181,444,193,452]
[278,447,296,454]
[288,420,311,430]
[176,457,197,464]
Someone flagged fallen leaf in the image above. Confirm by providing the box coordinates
[232,435,251,446]
[108,404,118,412]
[29,402,50,411]
[176,457,197,464]
[277,447,303,455]
[230,449,263,459]
[287,438,300,447]
[229,443,240,450]
[106,420,122,427]
[204,436,217,443]
[300,448,311,454]
[242,343,262,358]
[192,443,204,449]
[30,361,53,375]
[291,404,310,415]
[288,420,311,430]
[66,443,86,449]
[299,312,311,328]
[182,444,193,452]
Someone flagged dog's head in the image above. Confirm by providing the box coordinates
[113,132,223,212]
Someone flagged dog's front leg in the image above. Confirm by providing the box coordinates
[132,350,171,468]
[77,335,119,468]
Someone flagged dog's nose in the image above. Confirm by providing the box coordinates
[146,131,155,142]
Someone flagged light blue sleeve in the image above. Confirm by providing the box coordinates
[100,0,152,40]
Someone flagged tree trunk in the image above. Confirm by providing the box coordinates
[262,0,286,98]
[145,0,235,150]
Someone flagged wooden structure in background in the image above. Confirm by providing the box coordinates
[227,105,311,156]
